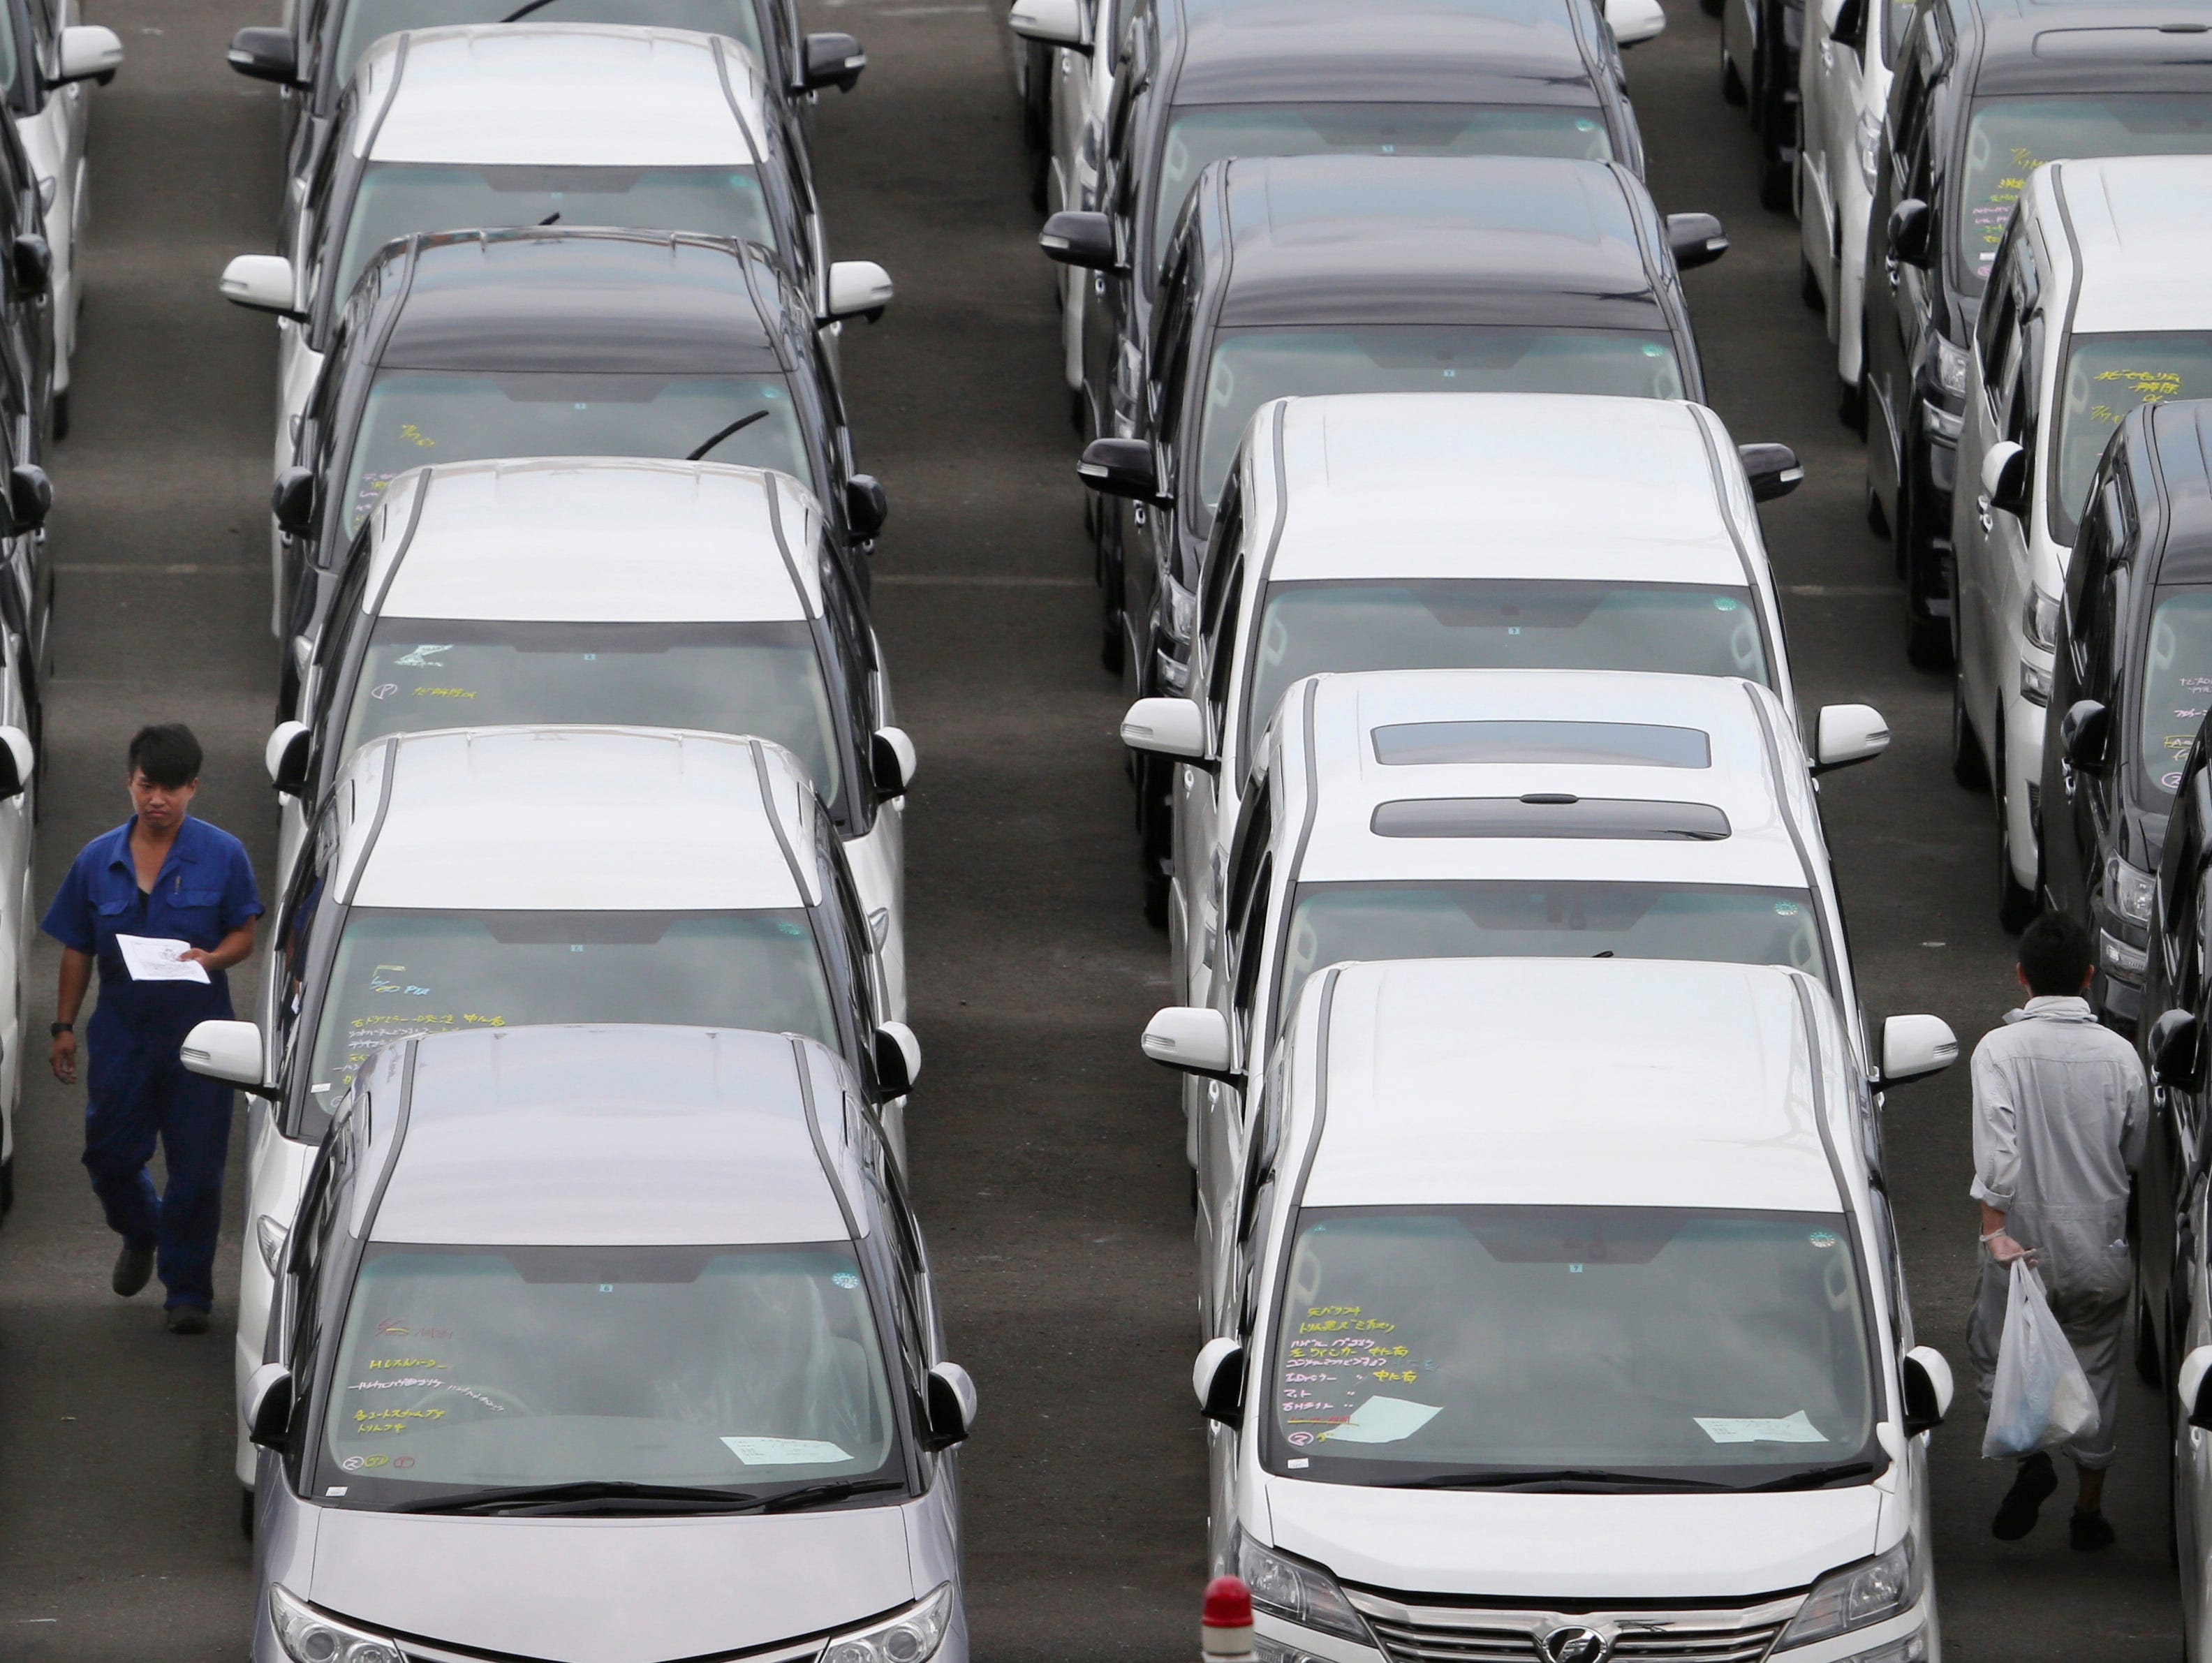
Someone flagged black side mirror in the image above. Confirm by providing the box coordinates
[2152,1009,2202,1092]
[272,467,318,539]
[1888,198,1933,268]
[844,473,887,540]
[11,234,50,301]
[2060,699,2111,772]
[1077,436,1163,503]
[1665,212,1729,272]
[1739,442,1804,503]
[1038,211,1124,273]
[797,31,866,93]
[6,464,51,535]
[226,26,300,87]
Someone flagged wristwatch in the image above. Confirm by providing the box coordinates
[49,1021,71,1037]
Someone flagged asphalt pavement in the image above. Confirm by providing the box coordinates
[0,1,2183,1659]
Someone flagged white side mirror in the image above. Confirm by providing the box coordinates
[265,720,312,796]
[870,725,917,798]
[1121,696,1209,760]
[1604,0,1666,45]
[219,253,298,317]
[1142,1006,1236,1078]
[243,1361,295,1447]
[1009,0,1089,48]
[181,1019,271,1091]
[1813,703,1890,773]
[1880,1013,1957,1083]
[824,260,893,323]
[872,1021,922,1097]
[1980,438,2025,503]
[1192,1336,1246,1424]
[923,1361,977,1449]
[2181,1344,2212,1431]
[1901,1344,1953,1433]
[0,723,32,801]
[54,24,124,85]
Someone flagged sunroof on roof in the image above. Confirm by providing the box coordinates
[1370,795,1732,840]
[1371,720,1712,769]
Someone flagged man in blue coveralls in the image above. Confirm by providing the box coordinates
[44,725,263,1333]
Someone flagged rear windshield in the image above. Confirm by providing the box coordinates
[331,0,767,93]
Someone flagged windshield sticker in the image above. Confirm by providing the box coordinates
[721,1435,851,1464]
[393,644,452,669]
[369,966,429,996]
[832,1271,861,1289]
[1322,1396,1442,1444]
[1808,1230,1838,1249]
[1693,1410,1826,1444]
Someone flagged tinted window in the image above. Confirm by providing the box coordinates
[314,1242,897,1507]
[1373,720,1711,769]
[2140,589,2212,799]
[335,165,776,307]
[2054,333,2212,544]
[1153,103,1612,251]
[1198,329,1685,510]
[339,619,846,812]
[331,0,767,91]
[343,372,811,533]
[1266,1207,1874,1485]
[1956,96,2212,293]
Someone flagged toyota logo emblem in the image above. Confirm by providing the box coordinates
[1538,1627,1610,1663]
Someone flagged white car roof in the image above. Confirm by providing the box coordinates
[332,726,820,912]
[1261,393,1762,589]
[2048,156,2212,336]
[1286,668,1815,892]
[355,25,765,168]
[1295,957,1850,1213]
[367,459,823,625]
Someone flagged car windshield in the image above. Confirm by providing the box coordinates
[1241,580,1769,759]
[2138,589,2212,800]
[301,908,837,1138]
[339,619,844,811]
[2054,332,2212,545]
[341,371,811,535]
[1276,881,1827,1029]
[1267,1206,1876,1484]
[1197,328,1685,512]
[333,164,776,311]
[331,0,767,92]
[1956,96,2212,293]
[316,1241,899,1508]
[1152,103,1612,253]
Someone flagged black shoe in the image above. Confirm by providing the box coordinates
[2070,1510,2116,1552]
[165,1306,209,1336]
[1993,1451,2058,1539]
[111,1243,154,1298]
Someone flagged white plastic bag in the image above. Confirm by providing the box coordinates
[1983,1259,2101,1458]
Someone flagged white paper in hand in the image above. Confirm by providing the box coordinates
[115,935,210,984]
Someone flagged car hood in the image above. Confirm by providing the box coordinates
[309,1503,916,1663]
[1264,1477,1885,1601]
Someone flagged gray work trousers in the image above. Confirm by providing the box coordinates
[1967,1248,2128,1471]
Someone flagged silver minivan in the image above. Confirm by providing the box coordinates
[244,1022,974,1663]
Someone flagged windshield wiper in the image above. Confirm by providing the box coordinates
[686,410,770,461]
[537,210,561,226]
[1386,1468,1734,1493]
[499,0,567,20]
[398,1480,760,1516]
[1733,1460,1878,1493]
[755,1478,907,1514]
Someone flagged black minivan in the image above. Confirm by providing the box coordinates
[2044,401,2212,1034]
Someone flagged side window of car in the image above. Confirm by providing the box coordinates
[1227,855,1274,1030]
[811,805,880,1040]
[2063,490,2111,694]
[1223,774,1271,923]
[276,812,336,1061]
[818,540,879,736]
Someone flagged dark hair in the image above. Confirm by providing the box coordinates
[2019,912,2094,998]
[128,724,202,790]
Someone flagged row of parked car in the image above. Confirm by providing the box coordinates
[1004,0,1989,1655]
[178,6,978,1663]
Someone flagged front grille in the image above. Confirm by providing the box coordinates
[1346,1591,1798,1663]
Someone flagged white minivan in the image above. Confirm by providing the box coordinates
[1171,954,1953,1663]
[1952,155,2212,926]
[1121,390,1806,1003]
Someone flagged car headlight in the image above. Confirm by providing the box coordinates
[1933,334,1969,401]
[1855,108,1883,193]
[270,1586,404,1663]
[1775,1540,1920,1650]
[2020,659,2051,707]
[1234,1529,1370,1643]
[1162,573,1198,646]
[2106,854,2156,927]
[256,1213,290,1277]
[2021,585,2059,651]
[823,1584,955,1663]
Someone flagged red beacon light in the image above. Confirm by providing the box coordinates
[1203,1576,1256,1663]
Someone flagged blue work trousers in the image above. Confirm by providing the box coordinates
[81,998,235,1312]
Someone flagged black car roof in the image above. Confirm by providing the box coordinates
[2145,399,2212,585]
[1170,0,1604,107]
[369,228,789,374]
[1966,0,2212,98]
[1211,155,1665,330]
